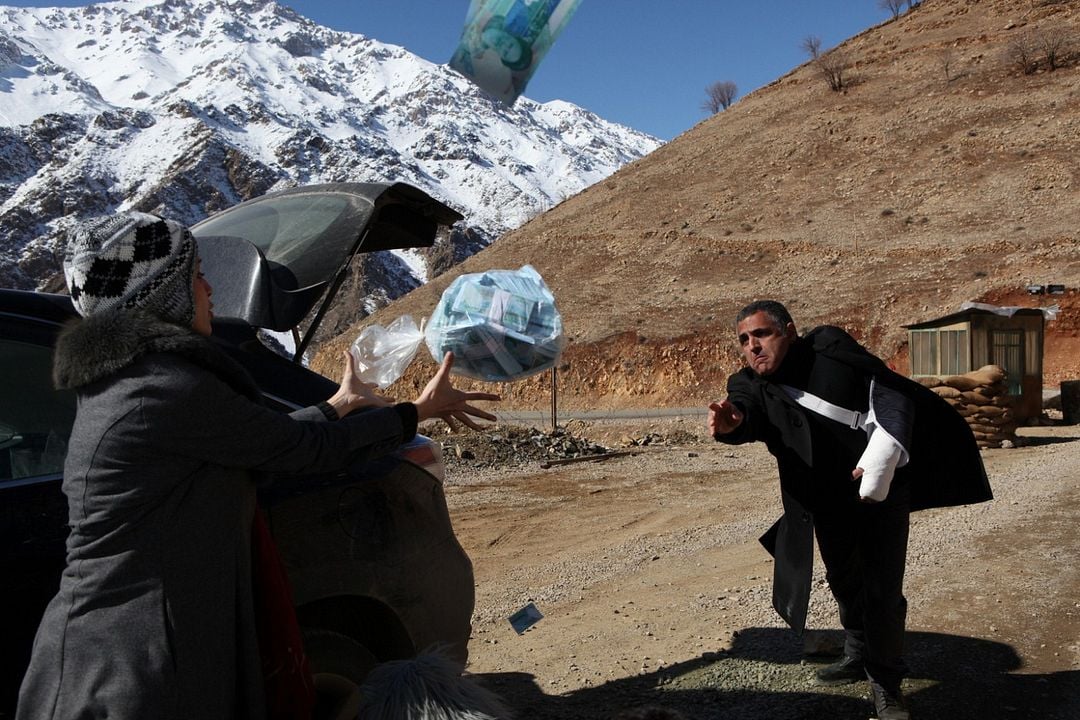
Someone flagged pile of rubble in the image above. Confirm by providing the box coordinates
[618,429,702,447]
[439,425,613,471]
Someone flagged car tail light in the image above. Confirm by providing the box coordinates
[396,434,446,483]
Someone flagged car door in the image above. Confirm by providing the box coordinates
[0,310,75,714]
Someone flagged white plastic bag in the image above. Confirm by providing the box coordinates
[350,315,425,389]
[425,265,565,382]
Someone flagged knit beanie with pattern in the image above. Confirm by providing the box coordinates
[63,211,199,326]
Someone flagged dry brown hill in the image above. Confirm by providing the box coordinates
[313,0,1080,411]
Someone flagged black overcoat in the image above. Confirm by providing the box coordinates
[718,325,992,630]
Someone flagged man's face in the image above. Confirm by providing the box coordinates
[736,311,796,376]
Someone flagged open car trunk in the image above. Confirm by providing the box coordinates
[190,182,462,360]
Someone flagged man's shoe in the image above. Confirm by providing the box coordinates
[814,655,866,686]
[869,680,910,720]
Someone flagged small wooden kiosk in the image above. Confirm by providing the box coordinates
[904,305,1045,421]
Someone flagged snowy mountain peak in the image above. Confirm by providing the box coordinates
[0,0,660,310]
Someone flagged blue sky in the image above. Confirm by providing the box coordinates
[10,1,896,141]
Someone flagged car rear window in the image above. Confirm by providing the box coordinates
[0,339,75,482]
[193,193,362,289]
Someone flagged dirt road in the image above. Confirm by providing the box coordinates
[441,420,1080,719]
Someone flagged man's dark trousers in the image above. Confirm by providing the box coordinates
[813,478,912,692]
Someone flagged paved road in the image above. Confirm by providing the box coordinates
[498,385,1066,427]
[496,406,706,426]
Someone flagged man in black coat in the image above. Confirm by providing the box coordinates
[708,300,992,720]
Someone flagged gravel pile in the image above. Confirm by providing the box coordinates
[435,420,709,475]
[439,425,613,471]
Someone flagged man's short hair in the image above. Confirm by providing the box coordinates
[736,300,794,330]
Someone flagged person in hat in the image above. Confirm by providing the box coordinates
[16,212,498,720]
[707,299,992,720]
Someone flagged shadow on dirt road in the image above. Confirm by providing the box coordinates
[473,627,1080,719]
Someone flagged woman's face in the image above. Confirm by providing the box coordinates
[191,259,214,336]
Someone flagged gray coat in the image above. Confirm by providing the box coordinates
[17,311,410,720]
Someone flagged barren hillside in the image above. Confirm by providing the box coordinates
[313,0,1080,410]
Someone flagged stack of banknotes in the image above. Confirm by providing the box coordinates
[425,264,566,382]
[448,0,582,105]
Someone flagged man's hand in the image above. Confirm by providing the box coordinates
[708,398,744,437]
[851,467,879,503]
[413,352,500,431]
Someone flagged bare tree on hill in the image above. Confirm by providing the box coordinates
[701,80,738,114]
[1007,31,1040,75]
[817,50,849,92]
[1039,28,1067,71]
[880,0,905,19]
[800,35,849,92]
[801,35,822,60]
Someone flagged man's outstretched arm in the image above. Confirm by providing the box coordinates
[708,398,744,438]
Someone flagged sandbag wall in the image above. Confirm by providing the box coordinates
[916,365,1018,448]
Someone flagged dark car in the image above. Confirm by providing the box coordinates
[0,183,474,714]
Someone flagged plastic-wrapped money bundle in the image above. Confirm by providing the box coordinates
[425,265,566,382]
[448,0,582,105]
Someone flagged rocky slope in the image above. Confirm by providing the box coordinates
[312,0,1080,410]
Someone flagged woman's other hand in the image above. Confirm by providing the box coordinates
[413,352,500,431]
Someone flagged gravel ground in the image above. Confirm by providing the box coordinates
[431,417,1080,720]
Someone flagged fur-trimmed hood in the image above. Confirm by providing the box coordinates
[53,309,259,400]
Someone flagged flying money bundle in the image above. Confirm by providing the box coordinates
[425,265,566,382]
[449,0,582,105]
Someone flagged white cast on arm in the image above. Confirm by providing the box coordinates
[856,378,911,501]
[856,425,906,501]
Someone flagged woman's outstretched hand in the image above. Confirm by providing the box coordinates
[327,350,394,417]
[413,352,500,431]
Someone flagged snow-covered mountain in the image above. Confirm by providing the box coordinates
[0,0,661,302]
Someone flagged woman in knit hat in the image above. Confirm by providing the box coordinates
[16,212,498,720]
